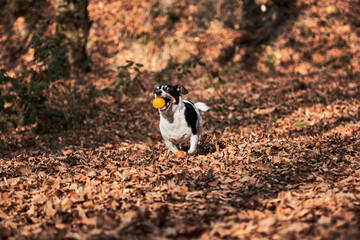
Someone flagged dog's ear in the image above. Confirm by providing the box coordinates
[176,85,188,95]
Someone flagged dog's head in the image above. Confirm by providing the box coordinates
[154,85,188,112]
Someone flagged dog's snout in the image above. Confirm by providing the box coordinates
[155,89,162,96]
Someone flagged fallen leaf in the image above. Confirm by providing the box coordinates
[208,180,219,187]
[175,151,187,158]
[239,175,257,184]
[45,201,56,218]
[105,143,113,149]
[55,223,67,230]
[0,209,9,219]
[318,215,331,225]
[54,179,60,189]
[81,217,97,225]
[27,204,35,216]
[62,149,73,155]
[279,222,309,235]
[61,198,72,211]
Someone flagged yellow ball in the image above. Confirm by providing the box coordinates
[153,97,165,109]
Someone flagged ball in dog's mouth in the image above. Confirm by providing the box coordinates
[159,98,172,111]
[153,97,166,109]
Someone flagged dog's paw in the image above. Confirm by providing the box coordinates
[187,149,197,155]
[175,151,187,158]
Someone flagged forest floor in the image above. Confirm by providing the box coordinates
[1,0,360,239]
[1,71,359,239]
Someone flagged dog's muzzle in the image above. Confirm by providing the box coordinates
[154,90,175,112]
[155,89,162,97]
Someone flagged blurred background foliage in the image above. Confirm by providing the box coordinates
[0,0,359,135]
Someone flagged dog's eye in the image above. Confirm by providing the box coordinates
[164,86,170,92]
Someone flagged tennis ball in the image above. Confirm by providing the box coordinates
[153,97,165,109]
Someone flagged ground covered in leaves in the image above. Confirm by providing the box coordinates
[1,0,360,239]
[1,72,359,239]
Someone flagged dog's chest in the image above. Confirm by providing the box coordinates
[159,113,192,143]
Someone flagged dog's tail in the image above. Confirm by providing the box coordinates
[195,102,210,112]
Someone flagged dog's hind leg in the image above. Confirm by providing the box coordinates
[188,134,199,155]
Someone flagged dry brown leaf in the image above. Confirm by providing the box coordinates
[55,223,67,230]
[53,179,60,189]
[258,215,277,233]
[0,209,9,219]
[61,198,73,211]
[105,143,114,149]
[228,174,241,180]
[175,151,187,158]
[239,176,257,184]
[208,180,220,187]
[81,217,97,225]
[279,222,310,235]
[318,215,331,225]
[44,201,56,218]
[27,204,35,216]
[62,149,73,155]
[33,195,47,205]
[179,184,189,195]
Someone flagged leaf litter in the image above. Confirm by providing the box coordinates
[0,71,359,239]
[0,0,360,239]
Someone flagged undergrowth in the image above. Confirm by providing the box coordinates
[0,22,99,136]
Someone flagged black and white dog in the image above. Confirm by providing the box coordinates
[154,85,209,155]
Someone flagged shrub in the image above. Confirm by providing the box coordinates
[0,22,96,134]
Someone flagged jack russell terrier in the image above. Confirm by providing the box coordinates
[154,85,209,155]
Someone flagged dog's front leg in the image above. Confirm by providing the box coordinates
[188,134,199,155]
[165,140,179,155]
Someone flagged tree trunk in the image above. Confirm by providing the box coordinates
[56,0,90,73]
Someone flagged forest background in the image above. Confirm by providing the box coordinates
[0,0,360,239]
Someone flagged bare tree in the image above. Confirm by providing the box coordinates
[56,0,90,73]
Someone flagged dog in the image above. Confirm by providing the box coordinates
[154,85,209,155]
